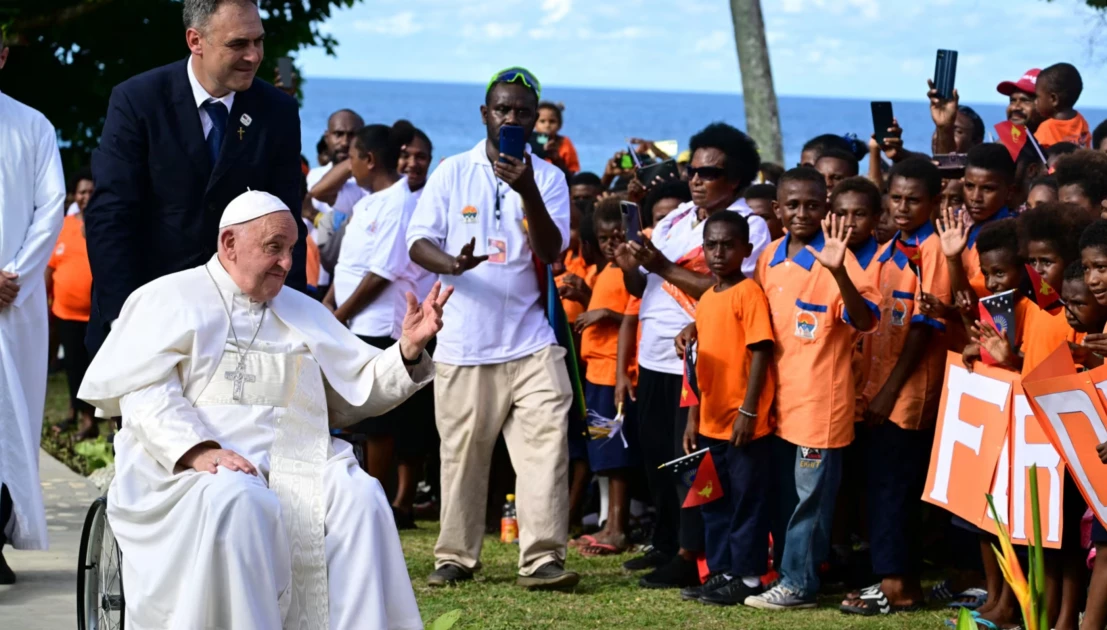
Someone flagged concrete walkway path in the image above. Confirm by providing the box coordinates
[1,451,100,630]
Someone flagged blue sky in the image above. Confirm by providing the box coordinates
[297,0,1107,106]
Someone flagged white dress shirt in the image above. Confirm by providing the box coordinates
[186,56,234,140]
[406,140,571,366]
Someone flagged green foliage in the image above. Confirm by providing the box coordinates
[427,609,461,630]
[73,435,115,471]
[0,0,359,170]
[955,606,977,630]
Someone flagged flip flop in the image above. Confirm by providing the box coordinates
[930,579,955,602]
[839,584,923,616]
[568,534,597,549]
[579,542,626,557]
[947,587,988,610]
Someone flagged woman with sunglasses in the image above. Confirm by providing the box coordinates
[612,122,771,589]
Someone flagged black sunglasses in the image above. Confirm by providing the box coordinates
[686,166,726,181]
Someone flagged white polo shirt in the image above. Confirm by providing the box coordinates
[637,199,771,375]
[334,178,413,339]
[406,140,571,366]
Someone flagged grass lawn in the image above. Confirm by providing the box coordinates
[42,375,948,629]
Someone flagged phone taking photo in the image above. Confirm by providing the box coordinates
[871,101,894,147]
[933,49,958,100]
[621,201,643,244]
[277,57,294,88]
[499,125,526,162]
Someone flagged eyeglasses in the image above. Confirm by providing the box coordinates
[686,166,726,181]
[487,67,542,100]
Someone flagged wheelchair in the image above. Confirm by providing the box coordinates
[73,429,369,630]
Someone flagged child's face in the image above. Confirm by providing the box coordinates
[980,249,1024,295]
[874,207,898,244]
[1083,245,1107,305]
[799,148,819,168]
[775,180,827,242]
[703,222,751,278]
[831,190,878,248]
[962,166,1012,223]
[1034,83,1060,119]
[1026,240,1065,291]
[887,175,938,235]
[652,196,683,225]
[815,157,853,196]
[534,108,561,136]
[1059,183,1104,218]
[571,184,602,203]
[1063,278,1107,332]
[940,178,964,215]
[595,220,625,262]
[1027,184,1058,209]
[746,197,784,240]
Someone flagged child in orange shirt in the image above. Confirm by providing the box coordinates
[574,201,640,556]
[535,102,581,174]
[673,211,776,606]
[1034,63,1092,148]
[844,157,952,616]
[747,168,881,611]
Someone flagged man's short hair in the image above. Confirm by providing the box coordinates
[570,171,603,189]
[830,176,882,213]
[966,143,1017,183]
[741,183,777,202]
[704,209,751,243]
[778,166,827,197]
[688,122,761,190]
[958,106,986,144]
[802,134,853,161]
[183,0,258,31]
[888,156,942,197]
[816,148,860,176]
[1055,150,1107,204]
[976,218,1019,259]
[1047,142,1080,161]
[315,136,328,155]
[1038,62,1084,110]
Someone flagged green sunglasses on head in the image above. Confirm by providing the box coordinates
[486,67,542,100]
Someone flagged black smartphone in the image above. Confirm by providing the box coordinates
[871,101,894,146]
[499,125,525,162]
[934,153,968,179]
[933,49,958,100]
[621,201,643,244]
[277,57,294,88]
[636,159,679,186]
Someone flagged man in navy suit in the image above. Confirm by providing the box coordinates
[85,0,306,352]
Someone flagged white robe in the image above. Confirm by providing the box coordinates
[79,257,429,630]
[0,90,65,550]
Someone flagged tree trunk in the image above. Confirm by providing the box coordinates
[730,0,784,165]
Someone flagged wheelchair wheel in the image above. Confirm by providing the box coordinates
[77,496,124,630]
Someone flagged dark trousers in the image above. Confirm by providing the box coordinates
[700,435,773,577]
[56,317,94,415]
[637,367,702,555]
[866,422,932,577]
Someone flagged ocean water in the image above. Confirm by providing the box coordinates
[300,78,1107,174]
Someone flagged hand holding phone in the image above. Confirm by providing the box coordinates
[932,49,958,100]
[621,201,643,244]
[499,125,526,162]
[871,102,894,147]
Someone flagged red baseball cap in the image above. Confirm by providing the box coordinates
[997,69,1040,96]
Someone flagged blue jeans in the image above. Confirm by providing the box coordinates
[778,445,843,598]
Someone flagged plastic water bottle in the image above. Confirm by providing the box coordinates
[500,494,518,544]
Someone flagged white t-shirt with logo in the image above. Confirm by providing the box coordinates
[406,141,571,366]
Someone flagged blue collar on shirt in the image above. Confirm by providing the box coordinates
[967,206,1014,249]
[878,220,936,267]
[851,236,880,270]
[768,230,826,271]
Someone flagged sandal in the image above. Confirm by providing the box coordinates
[568,534,597,549]
[579,542,627,557]
[839,583,923,616]
[947,587,988,610]
[930,579,955,602]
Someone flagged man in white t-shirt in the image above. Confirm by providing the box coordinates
[407,67,577,591]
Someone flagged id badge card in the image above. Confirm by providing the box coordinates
[487,237,507,264]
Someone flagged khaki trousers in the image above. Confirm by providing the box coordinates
[432,345,572,575]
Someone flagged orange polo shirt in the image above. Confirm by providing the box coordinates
[962,207,1017,284]
[850,237,884,421]
[1034,112,1092,148]
[47,215,92,322]
[1021,304,1073,376]
[756,232,881,448]
[694,279,776,441]
[864,223,952,431]
[306,233,321,289]
[582,264,640,386]
[557,248,594,323]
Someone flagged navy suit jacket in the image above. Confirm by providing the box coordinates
[86,59,307,353]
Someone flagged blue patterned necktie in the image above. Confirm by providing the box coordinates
[201,99,229,165]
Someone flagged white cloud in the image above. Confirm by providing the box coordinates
[781,0,804,13]
[766,30,786,45]
[353,11,422,36]
[695,30,730,54]
[541,0,573,25]
[576,26,650,40]
[463,21,522,40]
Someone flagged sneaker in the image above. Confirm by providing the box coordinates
[426,563,473,587]
[638,555,700,589]
[680,572,730,601]
[517,562,580,590]
[743,584,816,610]
[623,547,671,572]
[700,578,764,606]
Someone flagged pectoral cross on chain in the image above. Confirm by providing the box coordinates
[237,127,245,141]
[225,363,256,402]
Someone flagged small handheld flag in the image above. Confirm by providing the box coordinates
[978,289,1017,365]
[680,341,700,408]
[994,121,1028,162]
[895,239,923,296]
[1021,264,1063,311]
[659,447,724,507]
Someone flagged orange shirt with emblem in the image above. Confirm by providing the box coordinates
[47,215,92,322]
[850,237,884,421]
[756,232,882,448]
[582,264,641,386]
[694,279,776,441]
[864,225,952,430]
[1034,112,1092,148]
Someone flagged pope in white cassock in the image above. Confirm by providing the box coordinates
[78,190,448,630]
